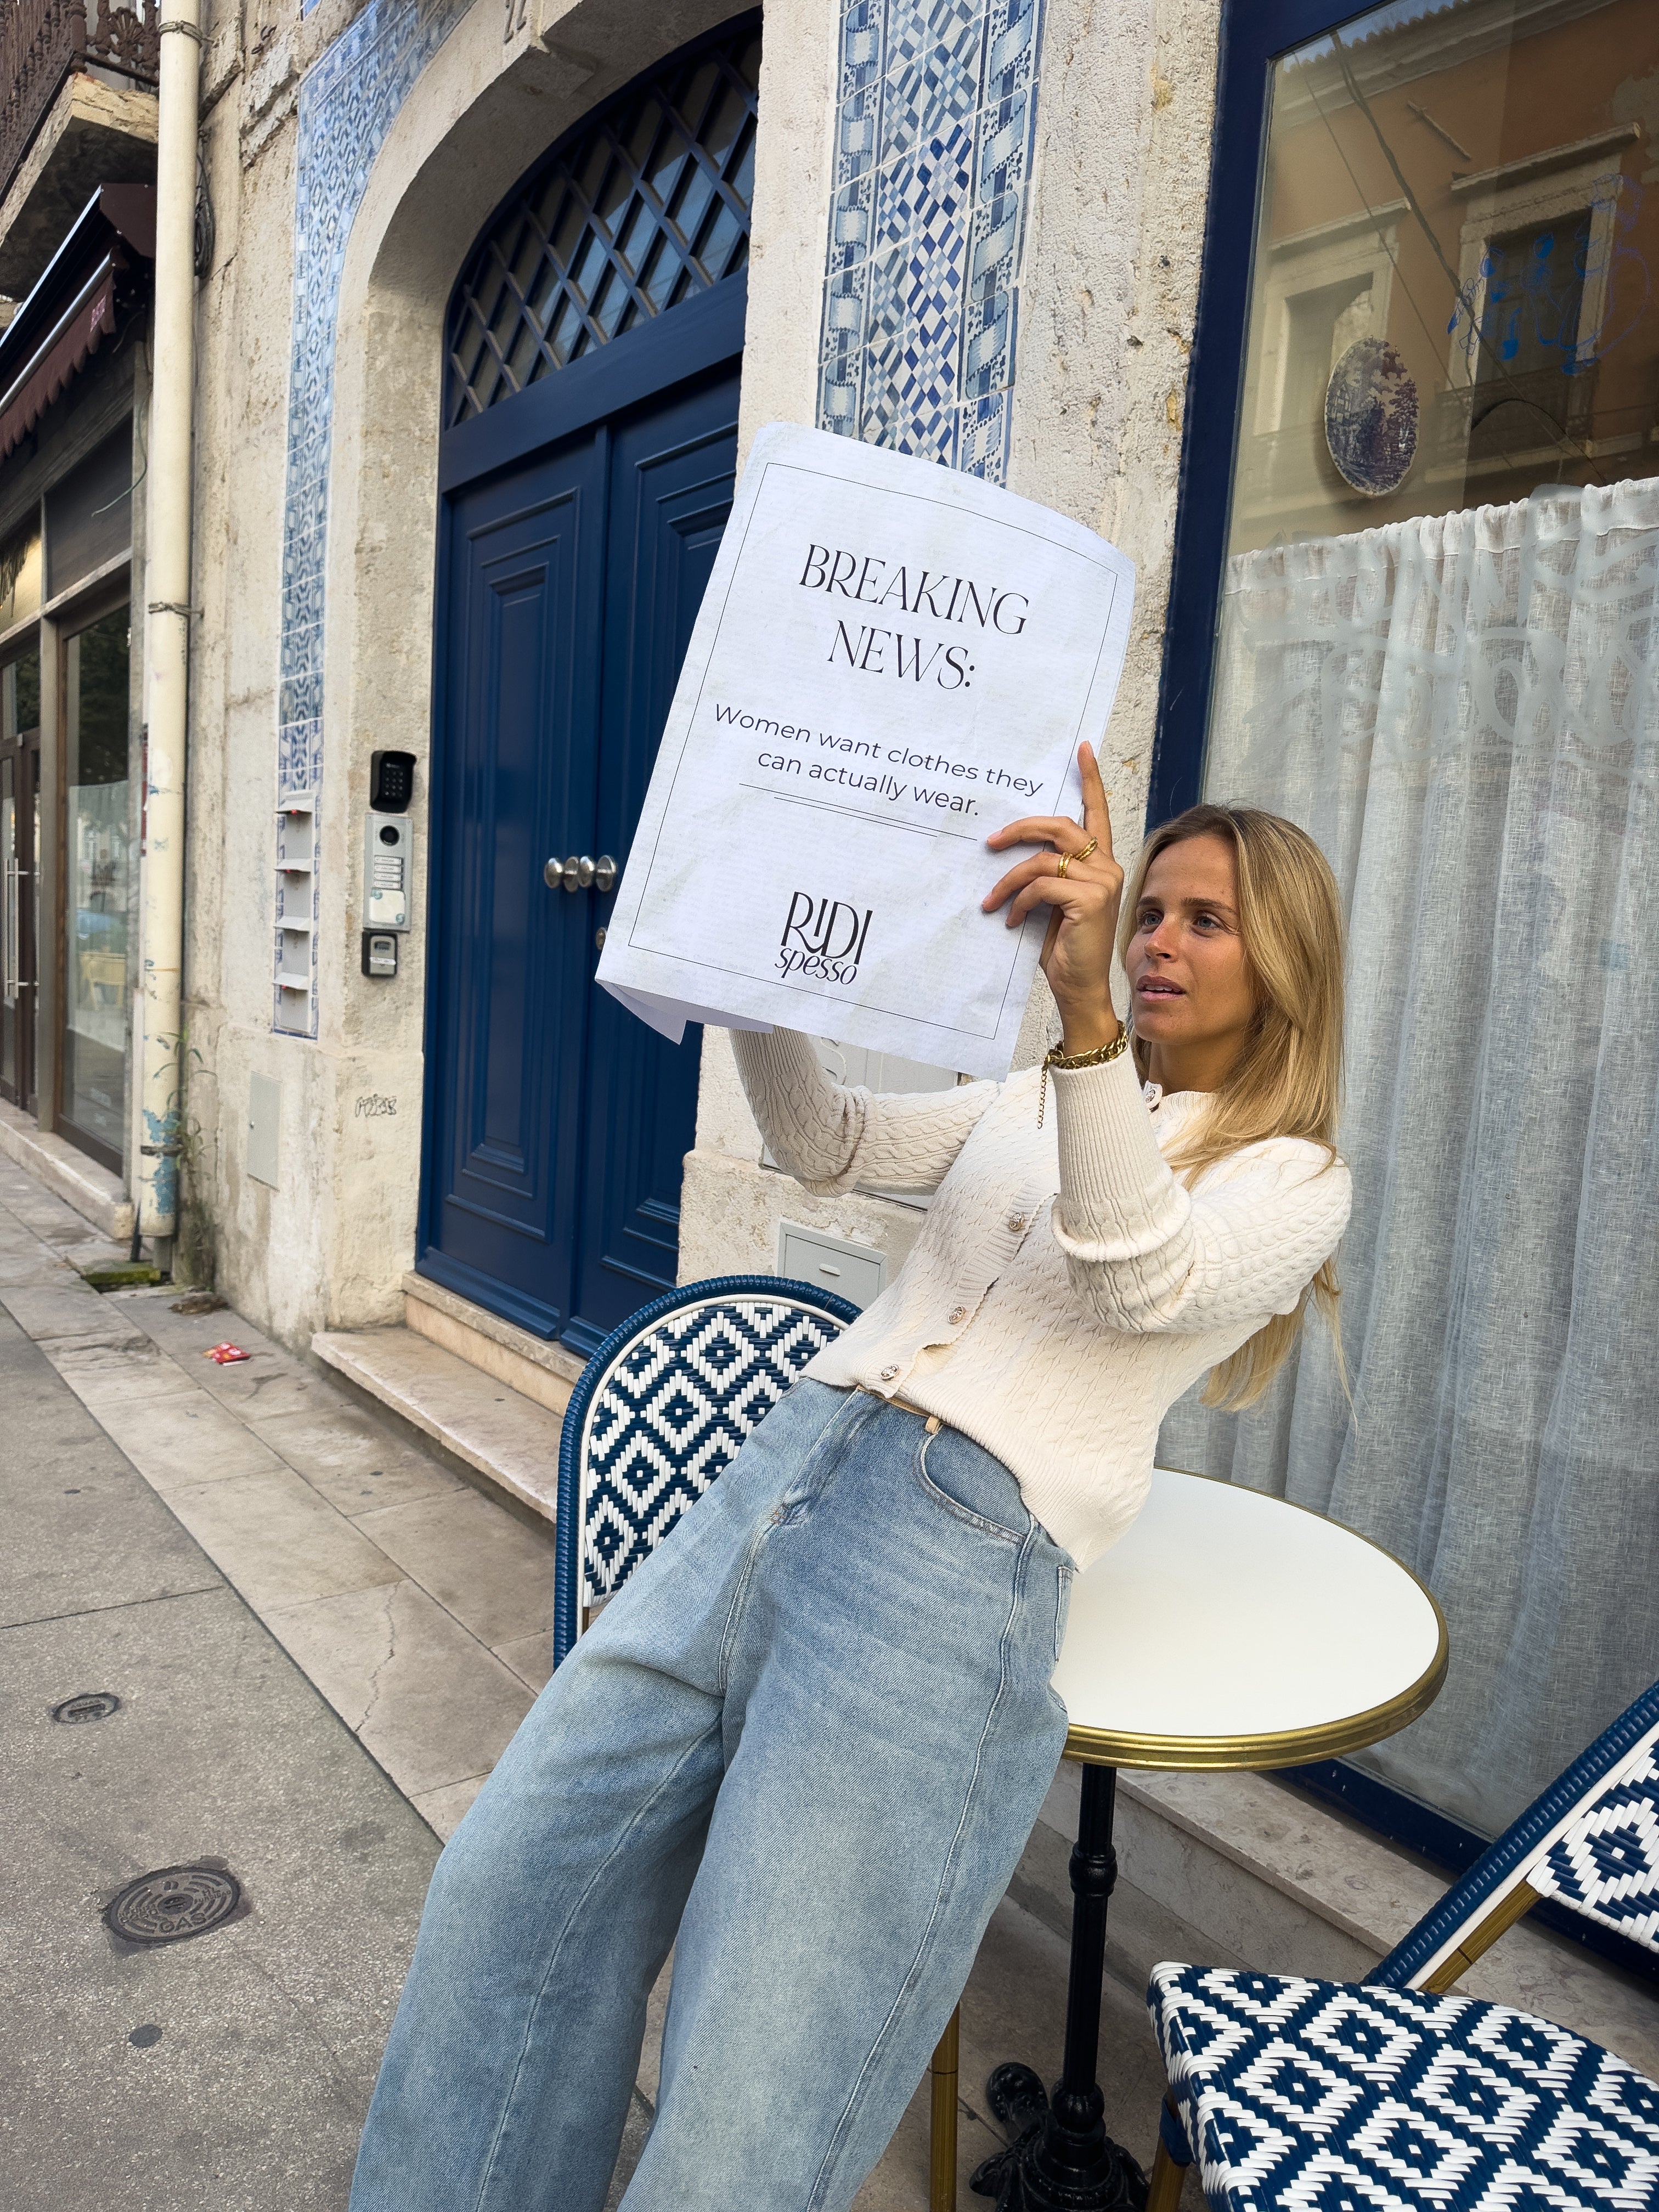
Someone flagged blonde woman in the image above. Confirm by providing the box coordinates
[351,743,1351,2212]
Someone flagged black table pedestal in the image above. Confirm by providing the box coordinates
[969,1765,1148,2212]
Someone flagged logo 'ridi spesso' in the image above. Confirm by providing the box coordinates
[778,893,873,986]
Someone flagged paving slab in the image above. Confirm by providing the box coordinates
[163,1464,404,1612]
[86,1387,292,1495]
[411,1771,491,1841]
[494,1627,555,1692]
[264,1577,537,1798]
[250,1401,465,1517]
[1,1279,149,1345]
[353,1485,557,1647]
[0,1323,221,1629]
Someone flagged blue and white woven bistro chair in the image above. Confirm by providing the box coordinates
[552,1274,860,1668]
[1144,1675,1659,2212]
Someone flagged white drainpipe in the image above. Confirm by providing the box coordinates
[137,0,201,1253]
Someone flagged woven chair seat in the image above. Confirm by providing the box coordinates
[1149,1963,1659,2212]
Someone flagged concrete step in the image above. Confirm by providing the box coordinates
[402,1268,583,1419]
[0,1094,133,1242]
[312,1325,564,1522]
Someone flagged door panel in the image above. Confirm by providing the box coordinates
[568,377,739,1346]
[425,441,606,1338]
[422,363,740,1350]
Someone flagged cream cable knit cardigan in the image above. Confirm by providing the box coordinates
[732,1029,1352,1568]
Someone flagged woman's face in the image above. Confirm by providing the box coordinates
[1125,833,1260,1067]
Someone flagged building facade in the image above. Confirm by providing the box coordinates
[1,0,1656,1918]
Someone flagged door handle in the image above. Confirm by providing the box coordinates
[544,854,619,893]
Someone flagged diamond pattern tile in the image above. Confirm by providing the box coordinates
[816,0,1047,484]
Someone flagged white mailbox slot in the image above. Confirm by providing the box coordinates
[777,1222,887,1311]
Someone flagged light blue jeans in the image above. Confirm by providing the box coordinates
[349,1381,1073,2212]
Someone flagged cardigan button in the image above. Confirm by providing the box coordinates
[1008,1212,1029,1234]
[880,1364,900,1382]
[949,1306,968,1326]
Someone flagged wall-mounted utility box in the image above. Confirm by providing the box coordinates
[777,1222,887,1310]
[249,1074,281,1188]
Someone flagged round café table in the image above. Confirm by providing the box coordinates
[925,1466,1448,2212]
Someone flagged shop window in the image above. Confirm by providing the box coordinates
[0,521,41,633]
[44,430,133,600]
[60,606,131,1169]
[444,15,760,425]
[1152,0,1659,1951]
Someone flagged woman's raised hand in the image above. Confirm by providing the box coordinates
[982,742,1125,1056]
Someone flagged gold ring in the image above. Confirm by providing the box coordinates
[1056,837,1097,881]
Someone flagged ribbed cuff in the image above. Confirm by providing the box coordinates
[1050,1047,1183,1246]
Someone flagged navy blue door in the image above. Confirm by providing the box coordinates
[423,363,739,1352]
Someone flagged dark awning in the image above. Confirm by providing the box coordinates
[0,184,155,461]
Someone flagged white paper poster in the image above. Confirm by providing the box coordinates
[596,422,1135,1079]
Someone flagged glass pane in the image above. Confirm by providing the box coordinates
[1221,0,1659,569]
[1184,0,1659,1836]
[0,527,41,633]
[4,646,41,740]
[63,608,131,1158]
[45,430,132,600]
[2,753,15,1094]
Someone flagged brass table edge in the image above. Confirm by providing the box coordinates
[1061,1561,1451,1773]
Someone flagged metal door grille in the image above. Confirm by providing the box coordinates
[445,19,760,426]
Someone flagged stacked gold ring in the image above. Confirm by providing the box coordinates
[1055,836,1098,881]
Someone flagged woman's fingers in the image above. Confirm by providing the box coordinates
[985,813,1088,855]
[1078,742,1115,865]
[981,850,1071,913]
[1003,871,1090,929]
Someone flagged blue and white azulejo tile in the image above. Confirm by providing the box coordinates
[817,0,1045,481]
[272,0,472,1033]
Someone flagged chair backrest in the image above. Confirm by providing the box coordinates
[1373,1674,1659,1992]
[552,1276,860,1666]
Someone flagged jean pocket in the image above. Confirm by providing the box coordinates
[1053,1558,1075,1663]
[915,1425,1027,1545]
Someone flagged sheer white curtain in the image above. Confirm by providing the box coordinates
[1159,479,1659,1837]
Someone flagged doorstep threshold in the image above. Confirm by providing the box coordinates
[0,1094,134,1242]
[312,1325,563,1522]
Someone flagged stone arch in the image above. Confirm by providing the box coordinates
[298,0,754,1323]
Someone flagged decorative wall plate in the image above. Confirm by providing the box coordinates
[1325,335,1419,496]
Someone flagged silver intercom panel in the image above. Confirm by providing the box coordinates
[364,812,411,932]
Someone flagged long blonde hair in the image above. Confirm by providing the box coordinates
[1116,803,1346,1410]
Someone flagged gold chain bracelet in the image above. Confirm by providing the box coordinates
[1037,1022,1130,1126]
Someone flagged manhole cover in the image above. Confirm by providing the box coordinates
[104,1865,242,1945]
[51,1691,121,1724]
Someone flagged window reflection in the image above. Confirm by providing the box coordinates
[63,608,131,1161]
[1227,0,1659,557]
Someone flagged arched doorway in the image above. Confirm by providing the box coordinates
[418,16,759,1355]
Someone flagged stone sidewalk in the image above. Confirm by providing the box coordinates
[0,1290,440,2209]
[0,1156,1177,2208]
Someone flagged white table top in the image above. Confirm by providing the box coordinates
[1053,1468,1446,1769]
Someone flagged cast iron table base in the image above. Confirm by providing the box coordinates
[969,1764,1149,2212]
